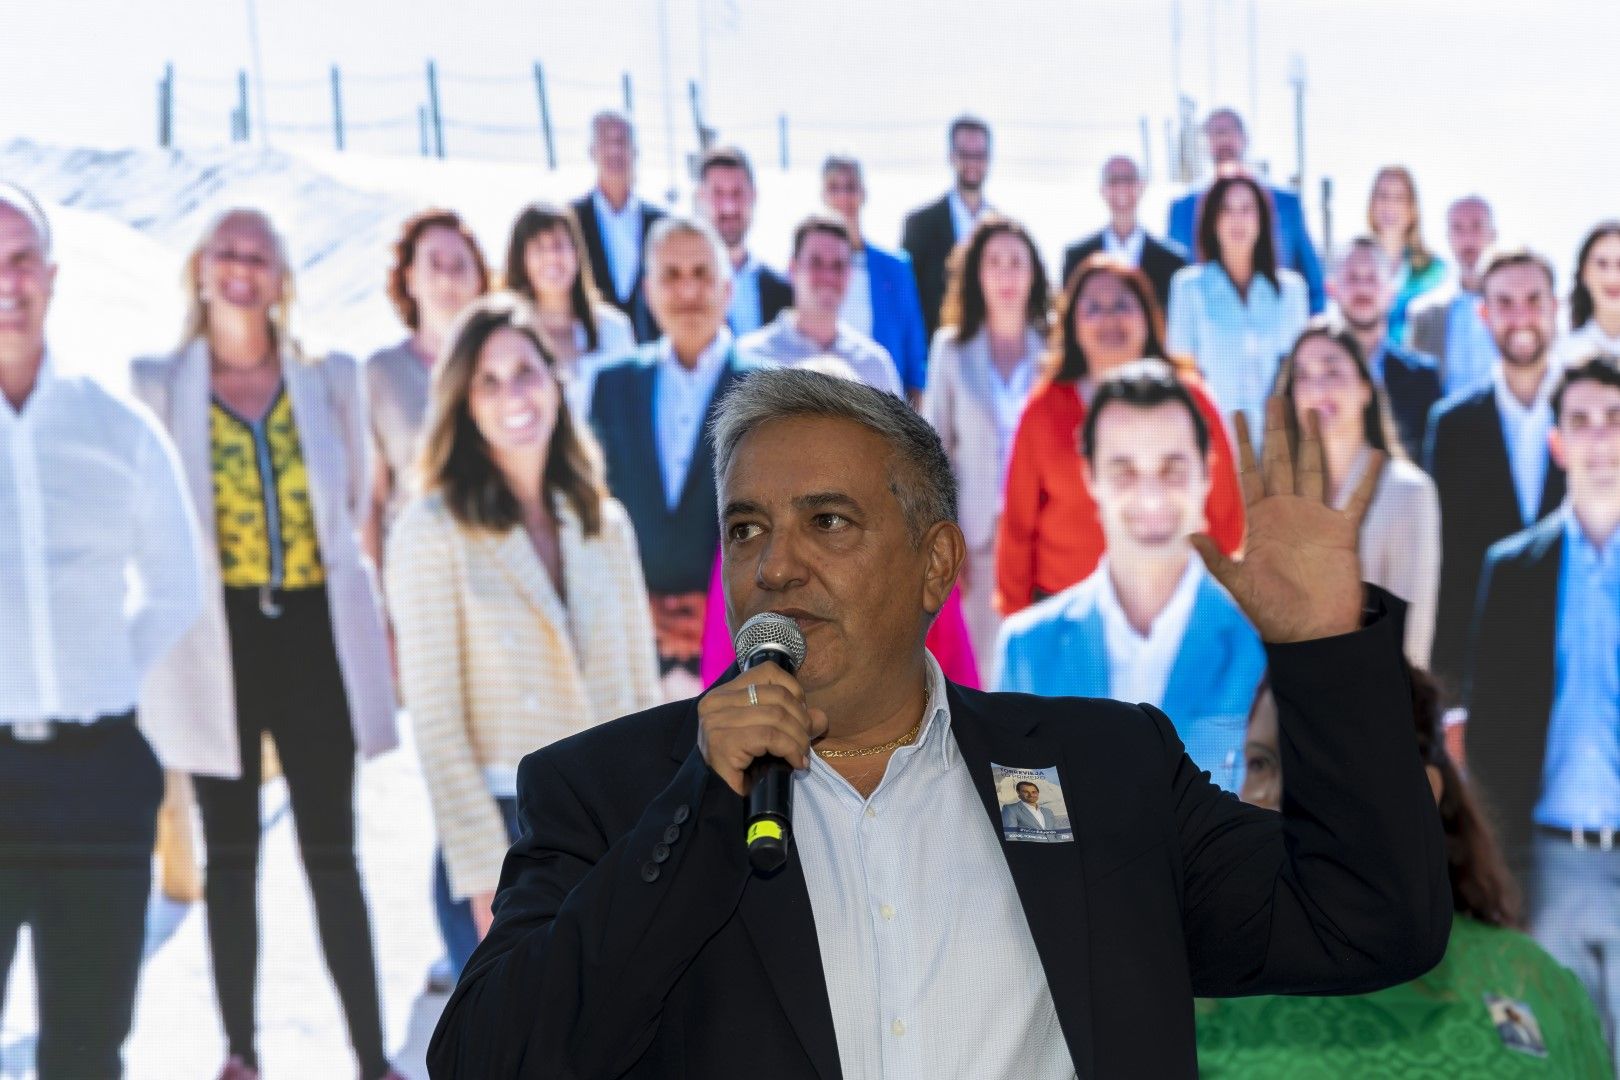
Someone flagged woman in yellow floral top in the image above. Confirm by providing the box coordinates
[1196,665,1612,1078]
[131,208,401,1080]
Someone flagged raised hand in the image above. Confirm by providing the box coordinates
[1190,396,1383,643]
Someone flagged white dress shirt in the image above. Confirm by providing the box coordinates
[839,245,875,335]
[727,255,766,337]
[736,311,903,396]
[989,347,1040,467]
[654,330,733,509]
[1102,225,1147,268]
[1558,320,1620,366]
[590,189,645,303]
[0,354,204,724]
[1094,554,1204,707]
[947,190,992,243]
[1493,364,1557,528]
[795,652,1076,1079]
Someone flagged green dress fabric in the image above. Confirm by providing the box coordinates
[1195,916,1614,1078]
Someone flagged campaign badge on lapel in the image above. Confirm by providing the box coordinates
[1484,993,1547,1058]
[991,764,1073,844]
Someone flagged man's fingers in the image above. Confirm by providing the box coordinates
[1260,396,1293,497]
[1296,407,1326,503]
[1232,411,1264,508]
[1343,449,1388,525]
[1190,533,1239,594]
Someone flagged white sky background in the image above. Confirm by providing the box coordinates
[3,0,1618,274]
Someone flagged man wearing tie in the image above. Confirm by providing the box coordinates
[570,110,666,343]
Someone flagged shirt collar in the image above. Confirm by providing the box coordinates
[915,650,956,767]
[657,327,734,378]
[1492,362,1556,420]
[0,347,57,423]
[1094,553,1204,646]
[783,311,846,351]
[1563,502,1620,566]
[591,188,641,221]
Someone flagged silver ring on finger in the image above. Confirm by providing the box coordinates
[747,683,759,707]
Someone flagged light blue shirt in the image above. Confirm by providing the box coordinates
[1165,262,1309,439]
[1442,290,1498,397]
[590,189,645,303]
[795,654,1076,1079]
[653,330,732,509]
[727,256,764,336]
[1492,364,1556,528]
[1534,507,1620,831]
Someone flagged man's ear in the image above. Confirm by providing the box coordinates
[921,520,967,617]
[1549,425,1567,471]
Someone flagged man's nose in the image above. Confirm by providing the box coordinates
[755,531,809,590]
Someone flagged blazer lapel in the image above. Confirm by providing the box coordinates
[624,358,663,511]
[480,527,568,629]
[946,685,1095,1076]
[737,852,842,1080]
[281,351,345,555]
[171,339,217,553]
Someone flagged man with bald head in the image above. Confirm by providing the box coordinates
[1407,196,1500,396]
[570,110,667,342]
[1061,154,1188,308]
[0,183,204,1077]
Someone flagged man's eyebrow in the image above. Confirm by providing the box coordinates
[793,491,863,513]
[721,499,766,519]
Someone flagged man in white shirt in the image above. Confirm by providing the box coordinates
[1407,196,1500,396]
[694,146,790,338]
[737,215,903,396]
[994,362,1266,790]
[1060,155,1188,309]
[569,110,667,343]
[0,183,205,1078]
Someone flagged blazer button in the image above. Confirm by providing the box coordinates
[672,804,691,825]
[663,825,680,844]
[640,861,660,883]
[652,842,671,863]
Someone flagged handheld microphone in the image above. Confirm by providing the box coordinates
[732,612,808,873]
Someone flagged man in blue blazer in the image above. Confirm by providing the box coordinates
[430,364,1448,1078]
[588,214,765,689]
[822,156,930,398]
[1167,108,1325,314]
[995,363,1266,791]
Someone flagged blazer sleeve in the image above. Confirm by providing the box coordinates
[607,502,666,712]
[895,254,930,393]
[426,742,755,1079]
[1284,202,1326,315]
[322,352,372,526]
[995,399,1046,615]
[918,335,958,466]
[385,506,510,900]
[1168,591,1451,996]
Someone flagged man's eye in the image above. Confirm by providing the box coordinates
[813,514,849,530]
[728,522,762,543]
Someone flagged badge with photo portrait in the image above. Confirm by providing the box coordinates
[991,763,1073,844]
[1484,993,1547,1059]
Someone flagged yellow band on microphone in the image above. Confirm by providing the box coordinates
[747,820,784,845]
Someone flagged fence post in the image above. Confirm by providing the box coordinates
[686,79,715,153]
[533,62,557,169]
[1138,115,1153,183]
[329,65,345,151]
[157,63,174,148]
[418,105,431,157]
[777,114,789,171]
[425,60,445,158]
[1319,176,1334,263]
[236,70,251,143]
[621,71,634,117]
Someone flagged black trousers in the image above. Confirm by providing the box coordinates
[0,713,163,1080]
[192,587,388,1078]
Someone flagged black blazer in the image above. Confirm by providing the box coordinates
[753,263,793,330]
[1060,229,1189,311]
[1462,514,1562,881]
[570,193,666,344]
[1423,387,1565,703]
[427,592,1449,1079]
[1377,342,1443,462]
[900,194,957,339]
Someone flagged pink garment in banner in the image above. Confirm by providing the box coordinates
[699,549,981,689]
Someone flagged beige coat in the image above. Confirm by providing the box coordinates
[385,491,662,898]
[1339,454,1442,669]
[131,339,398,778]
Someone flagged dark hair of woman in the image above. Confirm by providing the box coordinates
[1569,220,1620,331]
[1196,172,1280,292]
[502,203,608,351]
[1272,317,1407,462]
[938,214,1050,342]
[1047,253,1194,382]
[417,293,606,536]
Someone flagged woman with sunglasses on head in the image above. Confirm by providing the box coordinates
[132,208,400,1080]
[996,254,1245,616]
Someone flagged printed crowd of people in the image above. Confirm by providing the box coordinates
[3,98,1620,1077]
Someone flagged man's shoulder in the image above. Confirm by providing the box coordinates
[593,345,660,381]
[1064,231,1105,258]
[1001,577,1101,640]
[1383,340,1441,376]
[520,696,693,781]
[1143,232,1190,262]
[902,194,952,229]
[1408,283,1459,317]
[1483,514,1564,577]
[956,682,1168,746]
[1431,383,1494,428]
[55,369,166,444]
[863,242,912,274]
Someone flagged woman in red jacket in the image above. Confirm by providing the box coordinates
[995,254,1245,615]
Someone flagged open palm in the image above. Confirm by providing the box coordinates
[1192,396,1382,644]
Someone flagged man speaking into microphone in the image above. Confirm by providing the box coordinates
[428,368,1451,1078]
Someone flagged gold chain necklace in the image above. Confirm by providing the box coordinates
[815,714,926,759]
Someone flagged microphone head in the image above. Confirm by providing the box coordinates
[733,611,808,675]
